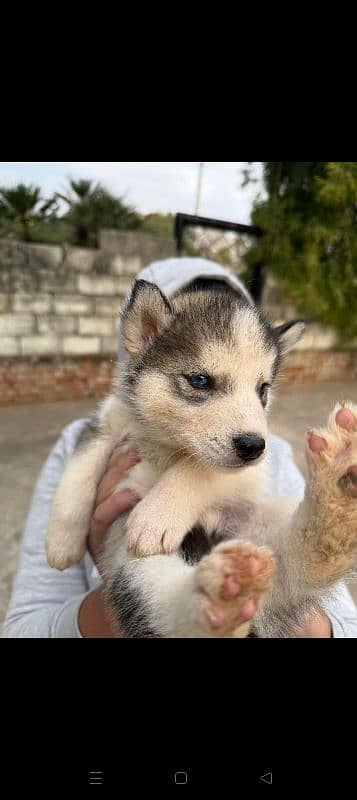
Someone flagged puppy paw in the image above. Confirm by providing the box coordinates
[125,500,186,557]
[308,402,357,500]
[304,402,357,575]
[195,541,275,638]
[46,531,86,571]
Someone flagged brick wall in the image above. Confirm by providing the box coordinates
[281,349,357,385]
[0,349,356,407]
[0,356,117,406]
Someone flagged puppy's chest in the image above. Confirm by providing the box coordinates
[180,504,259,567]
[201,501,261,542]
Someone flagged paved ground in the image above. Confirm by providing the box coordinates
[1,380,356,628]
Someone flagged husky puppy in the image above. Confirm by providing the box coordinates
[46,277,357,637]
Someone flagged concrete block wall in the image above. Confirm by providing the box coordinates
[261,273,349,351]
[0,233,175,360]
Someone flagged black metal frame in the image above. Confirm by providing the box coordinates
[174,213,265,304]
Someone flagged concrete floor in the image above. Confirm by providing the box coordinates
[1,380,356,628]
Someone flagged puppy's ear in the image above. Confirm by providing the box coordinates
[122,280,173,357]
[274,320,307,354]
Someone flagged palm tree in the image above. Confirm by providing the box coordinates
[57,180,98,247]
[58,179,141,247]
[0,184,57,242]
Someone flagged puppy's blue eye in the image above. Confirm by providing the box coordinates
[186,374,212,390]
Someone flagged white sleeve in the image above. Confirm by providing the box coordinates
[2,421,90,638]
[320,585,357,639]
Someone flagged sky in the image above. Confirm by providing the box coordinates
[0,162,264,224]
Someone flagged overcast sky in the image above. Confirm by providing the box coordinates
[0,162,263,224]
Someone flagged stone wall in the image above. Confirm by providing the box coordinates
[0,233,175,360]
[261,273,346,351]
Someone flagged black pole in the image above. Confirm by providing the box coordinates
[175,214,185,255]
[250,263,266,305]
[174,212,265,305]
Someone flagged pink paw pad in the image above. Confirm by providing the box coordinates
[220,576,240,601]
[205,597,257,630]
[309,433,328,453]
[246,556,260,577]
[241,599,257,622]
[336,407,355,431]
[206,606,224,629]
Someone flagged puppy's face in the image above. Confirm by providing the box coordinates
[122,281,305,469]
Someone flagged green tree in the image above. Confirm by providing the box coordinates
[245,162,357,341]
[58,179,141,247]
[141,213,174,239]
[0,183,57,242]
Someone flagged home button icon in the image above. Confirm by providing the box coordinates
[175,772,188,785]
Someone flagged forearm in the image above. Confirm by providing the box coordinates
[2,421,91,639]
[78,588,119,638]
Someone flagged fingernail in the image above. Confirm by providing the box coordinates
[247,556,260,578]
[128,452,141,462]
[127,491,141,504]
[241,599,257,622]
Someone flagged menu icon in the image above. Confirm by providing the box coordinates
[90,772,103,786]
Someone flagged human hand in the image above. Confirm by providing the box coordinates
[79,447,140,638]
[87,448,141,568]
[294,608,332,638]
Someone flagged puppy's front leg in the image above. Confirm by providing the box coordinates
[258,403,357,632]
[126,462,233,557]
[295,402,357,590]
[46,434,115,571]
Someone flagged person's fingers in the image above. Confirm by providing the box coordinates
[89,490,140,560]
[108,448,140,470]
[96,467,124,505]
[97,464,138,506]
[96,451,141,506]
[89,518,109,543]
[92,489,140,530]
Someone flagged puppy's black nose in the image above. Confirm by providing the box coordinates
[233,434,266,462]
